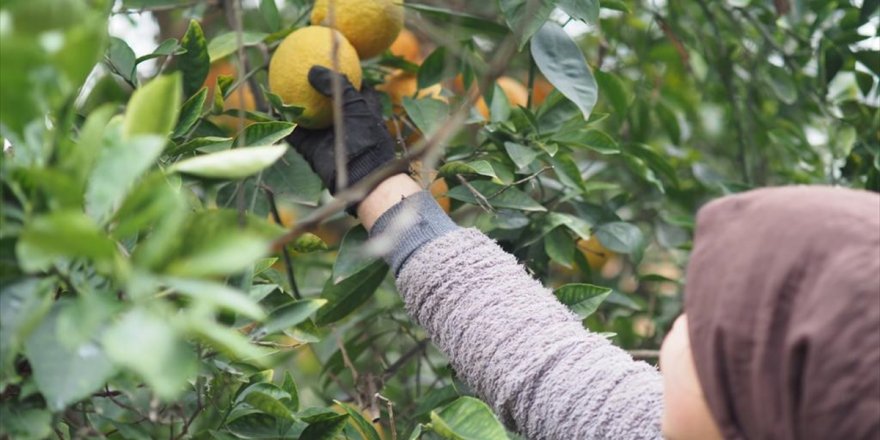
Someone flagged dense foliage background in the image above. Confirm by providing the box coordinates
[1,0,877,438]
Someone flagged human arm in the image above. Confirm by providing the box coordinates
[366,188,664,439]
[286,67,664,439]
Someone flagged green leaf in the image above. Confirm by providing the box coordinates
[548,155,586,192]
[260,149,324,205]
[260,0,281,32]
[164,277,265,320]
[601,0,631,12]
[430,397,508,440]
[170,145,287,179]
[112,173,185,239]
[503,142,541,170]
[244,392,295,420]
[0,405,52,440]
[418,47,452,88]
[625,143,678,186]
[300,413,348,440]
[594,222,643,254]
[207,31,269,63]
[595,71,629,117]
[102,309,197,399]
[169,136,234,156]
[227,411,291,438]
[854,50,880,76]
[438,160,498,180]
[184,317,270,365]
[542,212,592,240]
[235,121,296,147]
[258,299,327,335]
[123,73,183,138]
[403,97,450,137]
[316,260,389,325]
[655,102,681,144]
[16,211,117,273]
[532,22,598,120]
[86,130,167,223]
[107,37,137,85]
[25,302,115,411]
[499,0,556,50]
[335,401,382,440]
[558,0,599,23]
[402,4,509,37]
[489,82,512,122]
[173,87,208,138]
[545,227,575,268]
[0,278,54,378]
[554,283,612,318]
[179,20,210,97]
[447,180,546,212]
[282,372,300,412]
[136,38,180,63]
[166,233,271,277]
[291,233,329,253]
[333,225,381,283]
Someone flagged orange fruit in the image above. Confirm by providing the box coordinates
[430,177,451,213]
[204,60,257,134]
[389,29,421,63]
[576,235,615,270]
[377,71,444,110]
[531,76,554,106]
[475,76,528,119]
[268,26,363,129]
[411,161,451,213]
[311,0,403,60]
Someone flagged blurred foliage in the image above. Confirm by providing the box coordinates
[1,0,877,438]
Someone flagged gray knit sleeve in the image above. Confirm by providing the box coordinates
[370,195,664,439]
[369,190,459,274]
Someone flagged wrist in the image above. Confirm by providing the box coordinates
[358,174,421,230]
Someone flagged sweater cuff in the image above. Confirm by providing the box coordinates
[369,190,459,275]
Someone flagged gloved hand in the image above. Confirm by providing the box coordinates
[287,66,396,199]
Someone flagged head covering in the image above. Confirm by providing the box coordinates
[684,186,880,440]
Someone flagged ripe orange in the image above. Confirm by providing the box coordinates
[204,60,257,134]
[389,29,421,63]
[475,76,528,119]
[531,76,554,106]
[311,0,403,60]
[268,26,363,129]
[377,71,444,110]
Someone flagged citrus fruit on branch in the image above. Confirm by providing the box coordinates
[268,26,363,129]
[311,0,404,60]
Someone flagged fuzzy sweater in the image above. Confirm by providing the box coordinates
[370,191,664,440]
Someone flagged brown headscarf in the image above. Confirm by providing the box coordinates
[685,186,880,440]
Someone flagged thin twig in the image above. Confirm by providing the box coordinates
[261,185,302,299]
[455,174,494,212]
[338,337,361,407]
[628,349,661,359]
[328,1,348,191]
[375,394,397,440]
[382,340,429,381]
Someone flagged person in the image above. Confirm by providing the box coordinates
[288,67,880,440]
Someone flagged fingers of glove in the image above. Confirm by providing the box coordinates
[360,86,386,118]
[308,65,356,97]
[287,127,332,163]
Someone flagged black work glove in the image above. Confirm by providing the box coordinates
[287,66,396,200]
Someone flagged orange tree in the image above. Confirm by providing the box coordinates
[1,0,877,438]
